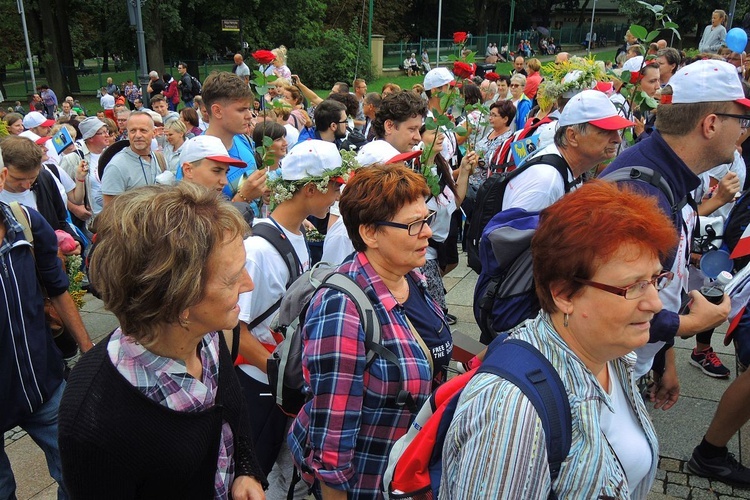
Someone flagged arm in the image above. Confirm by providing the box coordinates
[291,75,323,107]
[698,171,740,216]
[68,158,89,206]
[301,290,367,492]
[454,151,477,206]
[236,321,273,372]
[49,292,94,352]
[440,375,552,499]
[650,346,679,410]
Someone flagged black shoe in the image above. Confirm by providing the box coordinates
[687,447,750,488]
[445,313,457,325]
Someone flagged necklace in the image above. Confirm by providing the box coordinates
[391,277,410,303]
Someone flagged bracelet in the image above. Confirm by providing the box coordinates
[237,191,250,203]
[76,178,86,182]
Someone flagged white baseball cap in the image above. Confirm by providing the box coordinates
[558,89,635,130]
[665,59,750,109]
[282,140,344,182]
[424,68,455,91]
[622,56,644,73]
[79,117,107,140]
[22,111,55,129]
[180,136,246,167]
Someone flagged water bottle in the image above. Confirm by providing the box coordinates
[699,271,732,305]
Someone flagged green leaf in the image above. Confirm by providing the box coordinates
[645,30,660,42]
[630,25,648,40]
[262,136,274,147]
[255,85,269,95]
[425,118,438,130]
[266,75,278,83]
[454,125,468,136]
[253,70,264,80]
[664,21,679,29]
[642,95,658,109]
[668,27,681,40]
[439,93,451,114]
[621,70,632,83]
[652,4,663,13]
[436,114,451,126]
[447,54,458,61]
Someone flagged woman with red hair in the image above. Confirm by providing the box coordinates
[442,180,677,499]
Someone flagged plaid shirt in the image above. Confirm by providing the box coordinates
[108,329,234,499]
[289,252,434,499]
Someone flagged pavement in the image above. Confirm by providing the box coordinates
[6,253,750,499]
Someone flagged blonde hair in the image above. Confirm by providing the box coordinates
[272,45,288,65]
[90,183,249,342]
[165,119,187,136]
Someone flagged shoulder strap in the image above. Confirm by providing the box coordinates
[46,163,61,182]
[154,151,167,172]
[320,273,417,413]
[600,166,684,214]
[478,338,572,492]
[9,202,33,246]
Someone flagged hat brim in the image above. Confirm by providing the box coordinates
[205,155,247,167]
[589,115,636,130]
[35,136,52,145]
[386,150,422,164]
[736,98,750,109]
[40,119,55,127]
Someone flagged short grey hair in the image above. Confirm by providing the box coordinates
[149,70,158,79]
[554,122,590,148]
[510,73,526,87]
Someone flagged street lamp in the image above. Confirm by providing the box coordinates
[127,0,150,106]
[17,0,36,91]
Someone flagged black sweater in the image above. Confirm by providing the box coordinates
[59,332,267,499]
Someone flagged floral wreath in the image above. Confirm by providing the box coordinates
[537,56,609,111]
[266,149,360,205]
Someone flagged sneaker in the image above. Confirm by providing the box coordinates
[690,347,731,378]
[687,447,750,488]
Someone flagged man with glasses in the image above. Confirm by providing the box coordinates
[297,99,348,146]
[601,60,741,427]
[61,117,110,227]
[353,78,368,132]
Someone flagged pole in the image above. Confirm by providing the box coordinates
[727,0,737,29]
[508,0,515,52]
[587,0,597,56]
[133,0,150,107]
[368,0,373,51]
[17,0,36,91]
[436,0,442,66]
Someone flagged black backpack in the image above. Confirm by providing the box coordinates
[466,154,573,274]
[189,75,202,96]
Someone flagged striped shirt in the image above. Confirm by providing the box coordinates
[288,252,434,499]
[108,329,234,499]
[440,313,658,500]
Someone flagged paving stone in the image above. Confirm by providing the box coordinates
[711,481,735,495]
[690,476,712,489]
[660,458,683,472]
[690,488,720,499]
[666,483,690,498]
[668,472,688,485]
[656,468,666,480]
[646,493,672,500]
[6,435,57,499]
[732,488,750,499]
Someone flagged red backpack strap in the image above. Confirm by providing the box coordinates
[491,135,514,169]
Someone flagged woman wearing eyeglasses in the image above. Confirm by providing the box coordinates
[289,164,452,499]
[509,73,533,130]
[441,181,676,499]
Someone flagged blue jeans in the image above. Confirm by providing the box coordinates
[0,381,68,500]
[183,99,194,108]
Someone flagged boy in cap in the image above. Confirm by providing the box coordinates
[235,140,350,496]
[601,60,741,424]
[178,135,246,193]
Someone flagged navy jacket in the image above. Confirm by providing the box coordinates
[0,202,67,432]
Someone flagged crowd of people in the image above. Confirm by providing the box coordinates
[5,18,750,499]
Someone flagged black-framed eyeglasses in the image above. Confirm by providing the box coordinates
[574,271,673,300]
[375,210,436,236]
[337,120,349,124]
[715,113,750,129]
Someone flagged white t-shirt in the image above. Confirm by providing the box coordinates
[321,216,355,265]
[600,363,652,489]
[237,219,310,381]
[0,189,37,210]
[284,124,300,149]
[100,94,115,110]
[48,164,75,207]
[502,144,576,212]
[426,185,457,260]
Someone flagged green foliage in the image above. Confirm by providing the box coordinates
[287,27,371,89]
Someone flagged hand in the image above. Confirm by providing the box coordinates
[238,168,267,202]
[231,475,265,500]
[460,151,478,174]
[75,159,89,180]
[714,171,740,204]
[633,116,645,136]
[680,290,730,336]
[650,367,680,410]
[68,203,92,221]
[291,75,300,86]
[303,219,316,231]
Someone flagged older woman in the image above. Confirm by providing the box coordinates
[509,73,532,130]
[163,119,188,173]
[655,47,682,86]
[699,10,727,54]
[289,164,452,499]
[441,181,677,499]
[281,85,312,133]
[180,107,202,138]
[4,113,24,135]
[59,183,267,499]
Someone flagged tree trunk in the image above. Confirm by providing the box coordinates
[473,0,488,35]
[36,0,69,95]
[54,0,80,93]
[145,0,166,76]
[576,0,591,29]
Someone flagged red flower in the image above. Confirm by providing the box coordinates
[453,32,468,44]
[629,72,642,85]
[453,61,474,79]
[252,50,276,65]
[484,71,500,82]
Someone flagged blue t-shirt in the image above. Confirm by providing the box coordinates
[225,134,258,199]
[402,274,453,387]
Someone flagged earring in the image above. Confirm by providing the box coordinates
[563,313,569,328]
[179,315,190,328]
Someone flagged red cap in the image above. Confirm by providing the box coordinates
[386,150,422,164]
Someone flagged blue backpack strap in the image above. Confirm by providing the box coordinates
[477,337,572,498]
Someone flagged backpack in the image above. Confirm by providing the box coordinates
[721,189,750,271]
[466,153,572,274]
[266,263,416,416]
[473,208,540,345]
[383,333,571,500]
[189,75,202,96]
